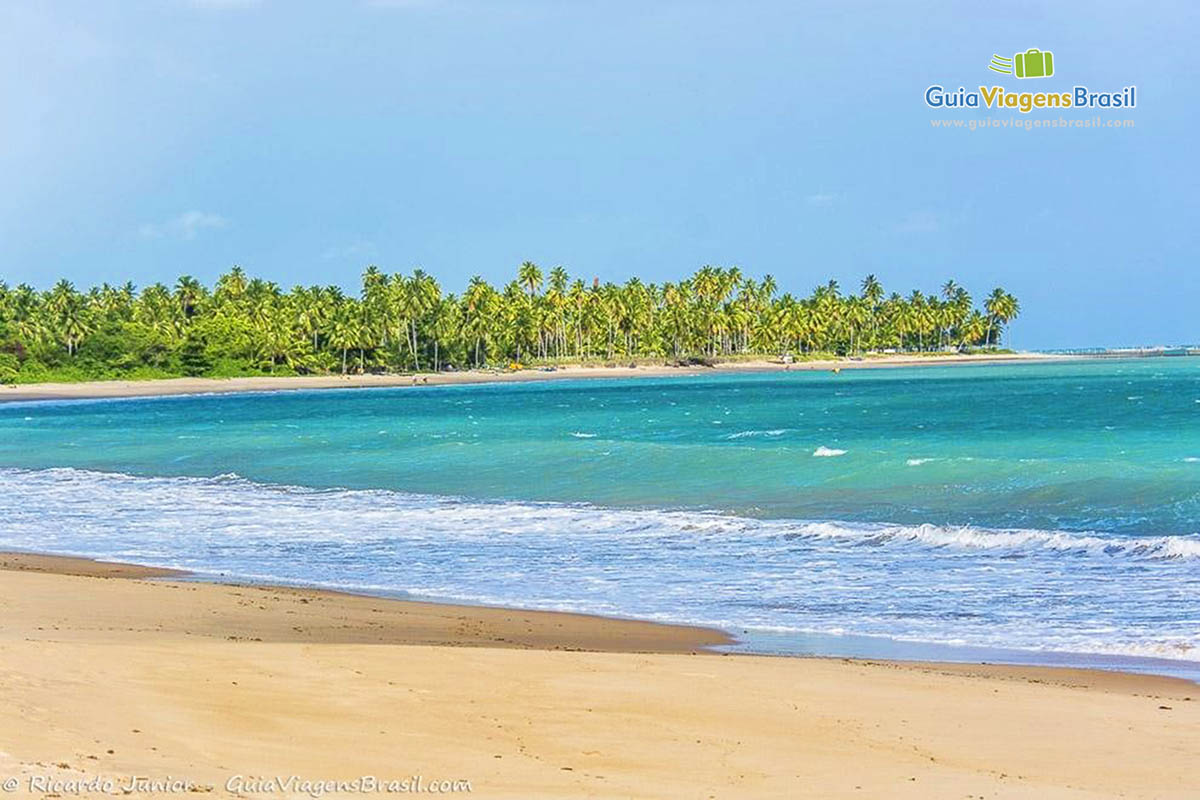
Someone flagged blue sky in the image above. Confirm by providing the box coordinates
[1,1,1195,348]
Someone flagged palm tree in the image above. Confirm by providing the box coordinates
[545,267,568,360]
[960,311,988,349]
[360,266,391,357]
[45,280,93,356]
[59,302,92,357]
[428,297,459,372]
[327,301,363,374]
[985,288,1019,347]
[175,276,205,319]
[255,305,302,374]
[3,263,1015,379]
[463,276,494,367]
[404,270,440,370]
[214,266,248,309]
[518,261,543,298]
[292,286,325,352]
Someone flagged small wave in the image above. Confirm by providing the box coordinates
[795,520,1200,560]
[906,458,934,466]
[1058,638,1199,661]
[725,429,788,440]
[570,432,597,439]
[8,466,1198,562]
[813,446,846,457]
[1,466,1198,668]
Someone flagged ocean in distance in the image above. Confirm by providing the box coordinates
[1,358,1198,678]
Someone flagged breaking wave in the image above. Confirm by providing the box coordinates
[724,429,790,439]
[7,466,1196,561]
[1,467,1197,665]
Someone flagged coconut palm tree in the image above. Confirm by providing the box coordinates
[214,266,248,309]
[463,276,495,367]
[45,280,93,356]
[175,276,205,320]
[518,261,543,298]
[1,262,1013,379]
[985,288,1019,347]
[404,270,440,370]
[327,301,363,374]
[960,311,988,348]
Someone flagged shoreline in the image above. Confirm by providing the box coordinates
[0,351,1067,403]
[3,551,1192,684]
[4,549,1198,682]
[0,551,731,653]
[1,551,1197,798]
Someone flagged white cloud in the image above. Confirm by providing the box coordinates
[139,211,229,240]
[322,240,378,261]
[891,210,941,234]
[805,192,838,208]
[365,0,441,8]
[185,0,261,9]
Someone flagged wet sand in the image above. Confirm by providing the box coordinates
[0,552,1195,798]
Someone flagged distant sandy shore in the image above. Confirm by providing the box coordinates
[0,551,1195,799]
[0,352,1066,403]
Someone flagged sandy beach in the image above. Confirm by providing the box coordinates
[0,352,1063,403]
[0,553,1195,799]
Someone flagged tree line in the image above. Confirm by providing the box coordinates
[0,264,1019,382]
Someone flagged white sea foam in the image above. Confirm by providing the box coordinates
[906,458,933,466]
[3,467,1196,560]
[792,520,1200,560]
[1,467,1197,667]
[725,429,788,439]
[813,446,846,457]
[570,432,597,438]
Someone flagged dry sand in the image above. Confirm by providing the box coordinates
[0,553,1196,799]
[0,352,1063,403]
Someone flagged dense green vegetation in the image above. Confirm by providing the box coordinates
[0,265,1019,383]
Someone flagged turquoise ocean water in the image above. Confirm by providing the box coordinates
[1,359,1198,676]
